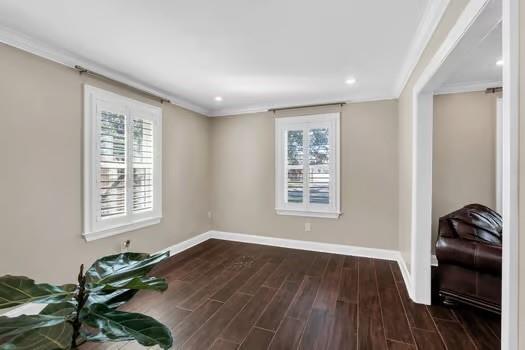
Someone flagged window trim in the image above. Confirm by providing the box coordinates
[275,113,341,219]
[83,85,162,241]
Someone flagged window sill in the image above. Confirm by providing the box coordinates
[275,209,341,219]
[83,217,162,242]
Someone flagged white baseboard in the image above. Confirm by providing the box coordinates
[156,231,212,256]
[209,230,415,301]
[2,232,213,318]
[210,230,400,261]
[396,254,415,301]
[3,229,421,317]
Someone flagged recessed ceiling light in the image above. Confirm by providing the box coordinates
[345,77,357,85]
[214,96,223,102]
[496,59,503,66]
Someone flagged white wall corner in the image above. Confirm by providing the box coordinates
[393,0,450,97]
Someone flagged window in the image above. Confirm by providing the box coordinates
[83,85,162,241]
[275,113,340,218]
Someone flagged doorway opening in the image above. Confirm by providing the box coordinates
[409,0,518,348]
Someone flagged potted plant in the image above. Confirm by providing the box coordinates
[0,252,172,349]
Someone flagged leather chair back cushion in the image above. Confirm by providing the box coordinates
[446,204,502,245]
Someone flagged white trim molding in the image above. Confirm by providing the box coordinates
[410,0,519,348]
[0,25,210,116]
[82,217,162,242]
[500,0,519,347]
[434,80,502,95]
[210,230,400,260]
[156,231,213,256]
[394,0,450,96]
[163,230,416,299]
[410,0,495,306]
[209,95,397,117]
[0,5,447,119]
[275,209,341,219]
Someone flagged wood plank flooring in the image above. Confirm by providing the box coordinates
[81,239,500,350]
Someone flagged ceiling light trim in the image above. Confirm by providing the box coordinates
[0,24,212,116]
[393,0,450,97]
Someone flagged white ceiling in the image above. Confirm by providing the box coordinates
[0,0,438,116]
[437,21,502,94]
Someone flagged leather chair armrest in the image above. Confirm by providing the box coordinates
[435,236,502,276]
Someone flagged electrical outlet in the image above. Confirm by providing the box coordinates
[121,239,131,253]
[305,222,311,232]
[208,211,213,220]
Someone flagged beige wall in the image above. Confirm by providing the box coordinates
[432,91,498,246]
[0,44,211,285]
[397,0,470,270]
[210,100,399,250]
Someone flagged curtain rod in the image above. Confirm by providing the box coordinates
[74,65,171,104]
[485,87,502,94]
[268,101,346,112]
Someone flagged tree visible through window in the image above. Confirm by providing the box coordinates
[84,85,162,240]
[276,113,340,218]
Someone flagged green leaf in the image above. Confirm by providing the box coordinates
[80,303,172,349]
[0,315,65,338]
[0,321,73,350]
[39,303,76,318]
[86,289,138,309]
[85,252,168,289]
[93,276,167,293]
[0,276,76,310]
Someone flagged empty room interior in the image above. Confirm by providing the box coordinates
[0,0,524,349]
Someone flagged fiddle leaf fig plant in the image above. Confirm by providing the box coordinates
[0,252,172,350]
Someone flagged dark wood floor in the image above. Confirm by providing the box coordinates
[82,239,501,350]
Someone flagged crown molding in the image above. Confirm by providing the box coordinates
[1,0,448,119]
[393,0,450,97]
[434,80,502,95]
[0,25,211,116]
[209,94,397,117]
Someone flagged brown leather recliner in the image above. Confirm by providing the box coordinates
[435,204,502,313]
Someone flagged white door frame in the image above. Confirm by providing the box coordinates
[500,0,519,347]
[496,97,503,213]
[410,0,518,348]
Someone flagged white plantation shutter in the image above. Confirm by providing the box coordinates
[286,129,304,203]
[275,113,340,218]
[132,119,154,213]
[308,127,330,205]
[99,111,127,218]
[84,85,162,241]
